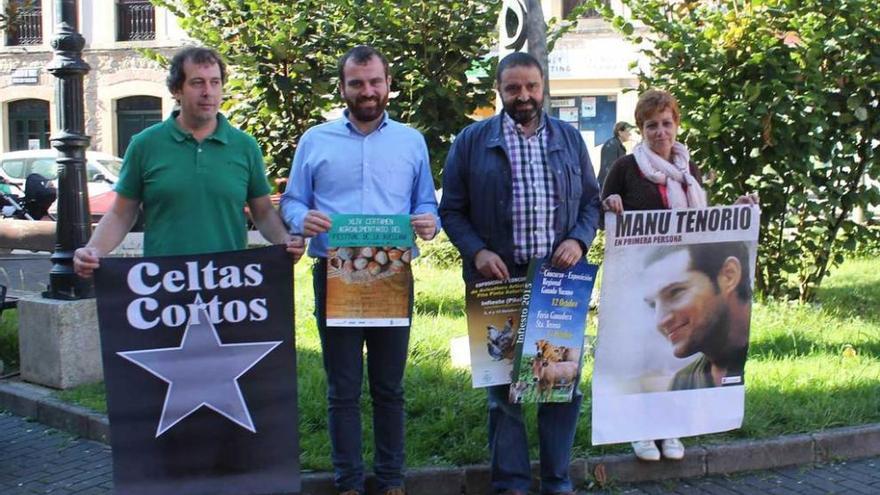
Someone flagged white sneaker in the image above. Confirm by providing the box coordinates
[660,438,685,460]
[631,440,661,461]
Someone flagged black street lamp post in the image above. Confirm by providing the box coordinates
[44,0,93,300]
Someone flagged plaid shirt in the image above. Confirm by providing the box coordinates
[502,112,557,264]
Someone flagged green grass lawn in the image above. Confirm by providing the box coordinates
[3,257,878,471]
[0,309,18,372]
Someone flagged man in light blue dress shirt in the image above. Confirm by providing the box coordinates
[280,45,439,495]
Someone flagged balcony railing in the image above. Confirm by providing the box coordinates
[7,5,43,46]
[117,0,155,41]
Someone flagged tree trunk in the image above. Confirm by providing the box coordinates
[525,0,551,113]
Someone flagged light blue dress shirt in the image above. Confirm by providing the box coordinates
[281,112,440,258]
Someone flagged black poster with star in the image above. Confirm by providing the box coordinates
[95,245,299,495]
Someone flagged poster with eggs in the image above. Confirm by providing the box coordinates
[326,215,414,327]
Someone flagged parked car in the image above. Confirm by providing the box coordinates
[0,149,123,222]
[0,149,121,197]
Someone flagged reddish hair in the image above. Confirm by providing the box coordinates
[635,89,681,130]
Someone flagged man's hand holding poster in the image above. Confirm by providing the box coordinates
[326,214,414,327]
[94,245,299,495]
[592,204,760,445]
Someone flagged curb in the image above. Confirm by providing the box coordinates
[2,378,879,494]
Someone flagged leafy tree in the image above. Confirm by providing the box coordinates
[589,0,880,301]
[348,1,498,183]
[523,0,606,111]
[152,0,352,181]
[151,0,499,182]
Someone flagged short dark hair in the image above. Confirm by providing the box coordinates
[645,242,752,302]
[166,46,227,95]
[496,51,543,85]
[338,45,389,84]
[613,121,633,138]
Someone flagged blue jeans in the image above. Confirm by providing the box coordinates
[487,384,582,494]
[313,259,411,494]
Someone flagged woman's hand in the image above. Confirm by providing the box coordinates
[602,194,624,214]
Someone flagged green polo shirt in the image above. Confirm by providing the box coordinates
[116,111,271,257]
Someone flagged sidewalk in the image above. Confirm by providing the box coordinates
[2,412,879,495]
[2,378,880,494]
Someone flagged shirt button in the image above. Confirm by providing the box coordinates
[198,148,202,153]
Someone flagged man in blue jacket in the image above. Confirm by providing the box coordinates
[439,52,601,495]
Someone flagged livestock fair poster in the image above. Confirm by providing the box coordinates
[592,205,760,445]
[94,245,299,495]
[465,276,527,388]
[325,214,413,327]
[510,258,598,404]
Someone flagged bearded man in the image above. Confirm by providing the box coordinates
[439,52,601,495]
[280,45,439,495]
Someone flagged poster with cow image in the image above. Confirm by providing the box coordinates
[94,245,299,495]
[325,214,414,326]
[509,258,598,403]
[592,205,760,445]
[465,276,527,387]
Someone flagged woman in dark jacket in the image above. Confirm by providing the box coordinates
[602,89,698,462]
[601,89,756,462]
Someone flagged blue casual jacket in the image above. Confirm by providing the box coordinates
[439,113,602,282]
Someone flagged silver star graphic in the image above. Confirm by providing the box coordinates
[118,297,281,437]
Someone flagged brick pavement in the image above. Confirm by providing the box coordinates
[0,413,112,494]
[2,410,880,494]
[593,457,880,495]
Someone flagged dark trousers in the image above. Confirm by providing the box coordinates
[483,262,582,494]
[313,259,411,493]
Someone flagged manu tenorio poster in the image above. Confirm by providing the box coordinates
[94,245,299,495]
[592,205,760,445]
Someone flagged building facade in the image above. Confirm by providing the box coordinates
[0,0,187,156]
[546,1,642,145]
[543,0,647,167]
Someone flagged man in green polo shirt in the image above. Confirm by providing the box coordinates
[74,46,302,276]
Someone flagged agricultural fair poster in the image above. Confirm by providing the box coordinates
[592,205,760,445]
[94,245,299,495]
[465,276,527,387]
[326,214,414,327]
[509,258,598,403]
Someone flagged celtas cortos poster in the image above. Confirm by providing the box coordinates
[95,245,299,495]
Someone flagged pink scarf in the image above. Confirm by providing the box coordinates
[633,141,706,209]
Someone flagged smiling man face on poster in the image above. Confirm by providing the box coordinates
[642,241,752,390]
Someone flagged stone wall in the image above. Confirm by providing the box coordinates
[0,46,178,154]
